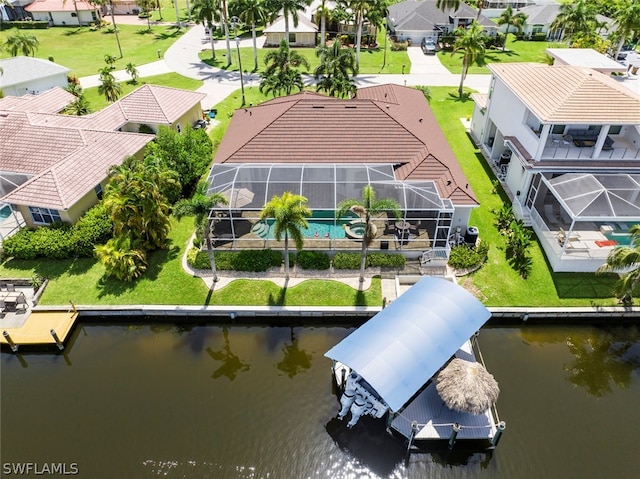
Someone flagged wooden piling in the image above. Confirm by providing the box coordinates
[3,331,18,352]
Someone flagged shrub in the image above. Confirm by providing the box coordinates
[69,203,112,256]
[531,32,548,41]
[367,252,405,268]
[448,241,489,270]
[297,250,331,270]
[333,252,362,269]
[2,228,37,260]
[390,40,408,51]
[0,21,49,30]
[186,248,282,272]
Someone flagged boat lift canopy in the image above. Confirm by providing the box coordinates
[324,277,491,412]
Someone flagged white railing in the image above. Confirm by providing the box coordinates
[542,146,640,161]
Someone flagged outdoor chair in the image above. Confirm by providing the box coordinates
[15,294,28,313]
[420,249,434,265]
[6,284,14,292]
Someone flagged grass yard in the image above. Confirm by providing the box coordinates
[428,86,620,307]
[199,29,410,75]
[437,35,560,74]
[83,72,203,110]
[0,217,382,306]
[0,23,185,77]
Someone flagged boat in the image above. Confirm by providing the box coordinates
[325,276,505,451]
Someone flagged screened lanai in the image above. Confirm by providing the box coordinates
[205,163,456,252]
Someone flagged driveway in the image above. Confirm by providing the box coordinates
[407,46,451,75]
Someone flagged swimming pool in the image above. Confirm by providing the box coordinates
[0,205,11,221]
[605,231,632,246]
[253,220,347,240]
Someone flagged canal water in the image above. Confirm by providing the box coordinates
[2,322,639,478]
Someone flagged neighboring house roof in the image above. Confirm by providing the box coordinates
[389,0,497,31]
[547,48,626,73]
[0,56,70,89]
[0,84,205,210]
[518,3,559,25]
[264,13,318,33]
[488,63,640,124]
[0,86,75,113]
[25,0,98,12]
[213,84,478,205]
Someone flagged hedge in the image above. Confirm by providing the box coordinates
[187,248,282,272]
[0,21,49,30]
[297,250,331,270]
[333,252,405,269]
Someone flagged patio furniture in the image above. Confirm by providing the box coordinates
[420,249,434,265]
[15,294,27,313]
[556,228,580,244]
[6,284,14,292]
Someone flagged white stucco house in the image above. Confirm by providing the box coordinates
[0,56,70,97]
[470,61,640,273]
[25,0,101,26]
[517,3,615,41]
[264,14,318,47]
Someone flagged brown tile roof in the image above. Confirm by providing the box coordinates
[214,84,477,205]
[488,63,640,124]
[0,87,75,114]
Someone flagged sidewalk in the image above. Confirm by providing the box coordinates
[79,24,492,95]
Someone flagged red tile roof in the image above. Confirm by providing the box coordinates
[214,85,477,205]
[25,0,98,12]
[0,87,75,114]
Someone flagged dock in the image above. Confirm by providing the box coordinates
[1,310,79,350]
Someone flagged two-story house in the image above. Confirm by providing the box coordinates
[470,62,640,273]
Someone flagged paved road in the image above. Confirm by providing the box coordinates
[79,21,492,106]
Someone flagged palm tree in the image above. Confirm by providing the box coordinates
[314,39,357,98]
[496,5,527,51]
[98,70,122,103]
[125,62,139,83]
[597,224,640,305]
[233,0,268,71]
[337,185,401,283]
[612,0,640,58]
[452,21,486,98]
[63,95,92,115]
[260,191,311,279]
[550,0,598,43]
[137,0,156,30]
[62,0,82,27]
[346,0,371,69]
[314,0,331,49]
[92,0,123,57]
[260,38,309,97]
[95,236,148,282]
[173,180,229,283]
[436,0,459,11]
[192,0,220,60]
[3,29,39,57]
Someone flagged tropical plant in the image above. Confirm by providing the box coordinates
[192,0,221,60]
[174,180,229,282]
[3,29,39,57]
[92,0,123,57]
[259,39,310,97]
[314,0,331,49]
[597,224,640,305]
[496,5,527,51]
[231,0,268,71]
[414,85,432,102]
[493,204,514,234]
[452,21,486,98]
[314,39,357,98]
[125,62,139,83]
[137,0,156,29]
[505,219,533,279]
[97,69,122,103]
[104,53,117,69]
[95,236,148,282]
[336,185,401,283]
[259,191,311,279]
[611,0,640,58]
[63,95,92,115]
[550,0,598,43]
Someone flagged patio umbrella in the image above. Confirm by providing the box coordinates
[221,187,255,209]
[435,358,500,415]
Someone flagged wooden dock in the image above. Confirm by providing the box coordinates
[1,310,79,350]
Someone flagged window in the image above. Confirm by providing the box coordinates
[532,25,544,34]
[95,183,103,200]
[552,124,566,134]
[288,33,296,44]
[609,125,622,135]
[71,12,77,17]
[29,207,62,225]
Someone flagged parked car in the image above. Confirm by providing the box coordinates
[421,39,436,55]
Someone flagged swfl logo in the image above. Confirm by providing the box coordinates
[2,463,79,475]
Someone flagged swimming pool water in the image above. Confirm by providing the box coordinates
[0,205,11,221]
[253,220,347,240]
[605,231,632,246]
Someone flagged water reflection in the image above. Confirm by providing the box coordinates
[206,327,250,380]
[522,325,640,396]
[276,327,313,378]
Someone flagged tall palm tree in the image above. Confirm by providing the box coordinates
[98,70,122,103]
[597,224,640,305]
[337,185,401,283]
[349,0,371,70]
[550,0,598,43]
[137,0,156,30]
[612,0,640,58]
[260,191,311,279]
[173,180,229,282]
[314,39,357,98]
[3,29,39,57]
[233,0,268,71]
[192,0,221,60]
[436,0,459,11]
[260,38,309,96]
[125,62,139,83]
[452,20,486,98]
[314,0,331,49]
[496,5,527,51]
[62,0,82,27]
[92,0,123,57]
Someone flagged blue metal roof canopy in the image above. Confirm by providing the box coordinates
[324,277,491,413]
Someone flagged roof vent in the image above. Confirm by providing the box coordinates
[446,180,452,186]
[386,104,390,109]
[345,105,357,109]
[419,118,423,122]
[312,105,325,109]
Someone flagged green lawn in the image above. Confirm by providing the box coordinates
[0,217,382,306]
[0,23,185,77]
[428,86,620,307]
[83,72,203,110]
[199,30,410,75]
[437,35,560,74]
